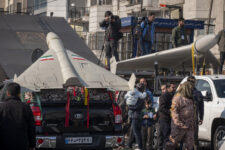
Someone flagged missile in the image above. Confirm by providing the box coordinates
[111,34,220,73]
[46,32,83,87]
[194,34,219,54]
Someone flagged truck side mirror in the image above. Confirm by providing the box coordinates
[201,90,212,101]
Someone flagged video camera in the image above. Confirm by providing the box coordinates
[108,15,115,22]
[135,17,146,24]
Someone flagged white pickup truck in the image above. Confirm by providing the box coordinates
[181,75,225,150]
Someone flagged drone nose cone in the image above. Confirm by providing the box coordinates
[194,34,219,54]
[46,32,60,47]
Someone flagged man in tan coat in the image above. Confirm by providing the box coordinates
[217,29,225,74]
[165,82,195,150]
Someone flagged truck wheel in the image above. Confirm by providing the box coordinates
[213,125,225,150]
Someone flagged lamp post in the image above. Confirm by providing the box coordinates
[71,3,76,31]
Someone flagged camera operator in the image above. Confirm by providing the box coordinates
[99,11,122,70]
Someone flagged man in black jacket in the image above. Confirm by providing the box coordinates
[99,11,121,69]
[0,82,36,150]
[157,83,176,150]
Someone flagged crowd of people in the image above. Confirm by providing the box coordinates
[124,76,204,150]
[132,15,189,57]
[99,10,190,68]
[125,78,155,150]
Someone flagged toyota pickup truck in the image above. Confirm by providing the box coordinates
[0,81,124,150]
[181,75,225,150]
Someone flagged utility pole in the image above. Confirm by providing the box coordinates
[140,0,143,17]
[206,0,214,34]
[202,0,214,75]
[8,0,10,14]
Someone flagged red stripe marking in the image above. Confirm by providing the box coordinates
[65,91,70,127]
[40,58,54,61]
[72,58,85,60]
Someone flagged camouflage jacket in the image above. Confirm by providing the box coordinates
[170,94,194,129]
[217,29,225,52]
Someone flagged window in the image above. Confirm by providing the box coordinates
[17,2,22,13]
[213,80,225,98]
[34,0,47,10]
[99,0,104,5]
[155,33,172,51]
[91,0,97,6]
[99,0,112,5]
[105,0,112,5]
[196,79,212,95]
[130,0,141,5]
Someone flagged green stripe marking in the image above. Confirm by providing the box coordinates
[40,55,53,58]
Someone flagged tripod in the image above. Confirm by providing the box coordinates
[98,37,106,65]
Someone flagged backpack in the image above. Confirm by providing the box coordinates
[140,20,148,37]
[113,15,123,40]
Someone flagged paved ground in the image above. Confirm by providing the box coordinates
[112,137,211,150]
[113,147,211,150]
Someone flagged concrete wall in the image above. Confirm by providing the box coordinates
[112,0,119,16]
[2,0,31,13]
[0,0,5,9]
[159,0,184,5]
[89,5,112,33]
[144,0,159,10]
[183,0,216,20]
[118,1,129,18]
[34,7,47,15]
[47,0,68,19]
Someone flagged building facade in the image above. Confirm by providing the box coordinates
[33,0,89,39]
[0,0,5,11]
[0,0,33,14]
[33,0,68,18]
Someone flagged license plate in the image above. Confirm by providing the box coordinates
[65,137,93,144]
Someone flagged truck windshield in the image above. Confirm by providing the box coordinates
[213,80,225,98]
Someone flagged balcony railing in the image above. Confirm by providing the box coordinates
[69,7,89,19]
[126,0,142,7]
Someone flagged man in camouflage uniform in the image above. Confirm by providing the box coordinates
[172,18,188,48]
[165,82,195,150]
[187,76,204,150]
[217,29,225,74]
